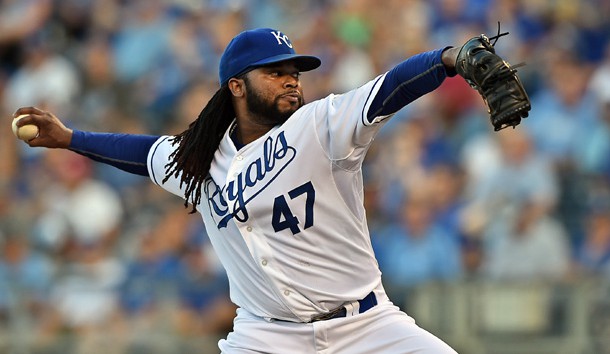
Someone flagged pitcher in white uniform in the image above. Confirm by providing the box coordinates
[14,27,463,353]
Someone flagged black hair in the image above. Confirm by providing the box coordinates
[163,84,235,213]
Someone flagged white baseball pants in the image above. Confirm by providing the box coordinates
[218,301,458,354]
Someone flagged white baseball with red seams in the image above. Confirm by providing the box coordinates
[11,114,39,141]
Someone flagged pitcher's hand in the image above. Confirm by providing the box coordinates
[12,107,73,148]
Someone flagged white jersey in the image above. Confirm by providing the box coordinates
[147,74,393,322]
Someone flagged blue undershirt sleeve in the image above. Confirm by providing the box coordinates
[367,47,456,122]
[69,130,160,176]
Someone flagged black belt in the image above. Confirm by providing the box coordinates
[307,291,378,323]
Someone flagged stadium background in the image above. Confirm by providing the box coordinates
[0,0,609,353]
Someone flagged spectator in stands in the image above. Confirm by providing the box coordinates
[480,202,571,281]
[462,128,571,281]
[33,150,124,252]
[372,187,463,306]
[174,235,236,339]
[582,44,610,178]
[427,163,466,243]
[0,217,54,325]
[3,29,80,118]
[48,239,126,354]
[461,128,559,240]
[118,198,204,310]
[0,0,52,76]
[573,202,610,278]
[523,47,600,166]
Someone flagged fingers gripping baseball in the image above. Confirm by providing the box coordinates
[12,115,39,141]
[11,107,73,148]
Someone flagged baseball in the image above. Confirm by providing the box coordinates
[11,114,39,141]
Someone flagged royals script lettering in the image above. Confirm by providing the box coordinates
[205,131,296,228]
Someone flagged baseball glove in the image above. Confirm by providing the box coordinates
[456,27,531,131]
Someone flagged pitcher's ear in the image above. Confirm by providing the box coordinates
[228,77,245,97]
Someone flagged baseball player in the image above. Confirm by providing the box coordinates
[15,28,466,353]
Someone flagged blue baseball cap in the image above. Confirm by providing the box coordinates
[219,28,321,86]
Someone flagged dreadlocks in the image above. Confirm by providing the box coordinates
[163,85,235,213]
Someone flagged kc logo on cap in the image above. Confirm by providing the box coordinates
[270,31,293,48]
[219,28,321,86]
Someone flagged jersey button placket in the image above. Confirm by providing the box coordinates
[229,154,244,180]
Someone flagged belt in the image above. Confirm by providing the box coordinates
[307,291,378,323]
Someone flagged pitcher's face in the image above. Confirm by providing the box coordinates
[243,62,305,125]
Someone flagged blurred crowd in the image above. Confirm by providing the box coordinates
[0,0,609,352]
